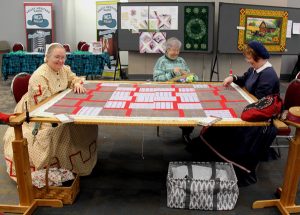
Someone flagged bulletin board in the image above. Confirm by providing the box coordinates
[117,2,214,53]
[218,3,300,55]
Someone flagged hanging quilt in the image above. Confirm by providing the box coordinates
[139,32,166,53]
[184,6,208,51]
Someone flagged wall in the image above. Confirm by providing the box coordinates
[128,0,287,81]
[1,0,296,80]
[280,0,300,79]
[0,0,63,49]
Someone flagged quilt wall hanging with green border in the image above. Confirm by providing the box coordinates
[184,6,208,51]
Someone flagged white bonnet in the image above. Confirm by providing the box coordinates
[44,43,64,63]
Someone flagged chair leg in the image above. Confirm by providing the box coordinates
[157,126,160,137]
[275,137,281,158]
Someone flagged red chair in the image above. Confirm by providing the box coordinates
[63,44,71,52]
[0,40,10,53]
[77,41,86,51]
[12,42,24,52]
[11,72,31,103]
[284,72,300,110]
[80,43,90,52]
[271,74,300,156]
[0,112,13,124]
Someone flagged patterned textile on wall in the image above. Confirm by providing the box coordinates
[139,32,166,53]
[184,6,208,51]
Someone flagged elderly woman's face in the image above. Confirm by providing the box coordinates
[47,47,66,71]
[166,47,180,60]
[244,53,260,70]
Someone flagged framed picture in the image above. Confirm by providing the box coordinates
[238,8,288,52]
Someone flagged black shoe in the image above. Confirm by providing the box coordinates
[182,134,192,144]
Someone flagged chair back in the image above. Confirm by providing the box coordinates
[80,43,90,52]
[284,75,300,110]
[11,72,31,103]
[77,41,86,51]
[12,42,24,52]
[63,44,71,52]
[0,40,10,53]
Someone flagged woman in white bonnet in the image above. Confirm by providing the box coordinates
[3,43,98,181]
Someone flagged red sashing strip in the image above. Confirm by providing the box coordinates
[228,108,237,118]
[219,95,227,109]
[173,101,179,110]
[73,94,93,107]
[72,106,82,115]
[178,109,185,117]
[126,108,132,117]
[124,101,130,110]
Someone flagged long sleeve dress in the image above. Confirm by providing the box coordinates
[190,62,280,186]
[3,64,98,181]
[153,55,191,81]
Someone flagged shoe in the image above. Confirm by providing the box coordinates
[182,134,192,144]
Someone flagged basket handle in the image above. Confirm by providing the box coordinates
[45,160,51,192]
[184,163,193,208]
[210,162,220,210]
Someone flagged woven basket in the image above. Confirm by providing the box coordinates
[33,174,80,204]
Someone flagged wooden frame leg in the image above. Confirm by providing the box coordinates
[253,128,300,214]
[0,125,63,214]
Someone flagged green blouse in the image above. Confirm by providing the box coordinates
[153,55,190,81]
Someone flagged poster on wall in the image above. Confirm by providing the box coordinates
[97,1,118,60]
[120,6,148,30]
[97,29,117,59]
[238,8,288,52]
[97,1,117,30]
[184,6,208,51]
[24,2,54,52]
[149,6,178,30]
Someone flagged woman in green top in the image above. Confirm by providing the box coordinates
[153,37,194,143]
[153,37,191,82]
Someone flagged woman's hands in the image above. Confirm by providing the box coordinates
[223,76,234,87]
[73,82,86,94]
[174,67,188,76]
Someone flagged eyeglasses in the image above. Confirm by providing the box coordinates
[52,55,66,61]
[168,48,180,53]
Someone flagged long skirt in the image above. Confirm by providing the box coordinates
[3,97,98,181]
[188,125,277,186]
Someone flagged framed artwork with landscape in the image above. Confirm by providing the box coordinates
[238,8,288,52]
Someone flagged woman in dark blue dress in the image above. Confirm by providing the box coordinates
[190,41,280,186]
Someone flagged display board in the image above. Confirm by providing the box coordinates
[117,2,214,53]
[218,3,300,55]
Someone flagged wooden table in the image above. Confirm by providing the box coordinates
[0,81,270,214]
[253,107,300,215]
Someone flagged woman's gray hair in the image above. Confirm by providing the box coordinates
[44,43,64,63]
[165,37,182,50]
